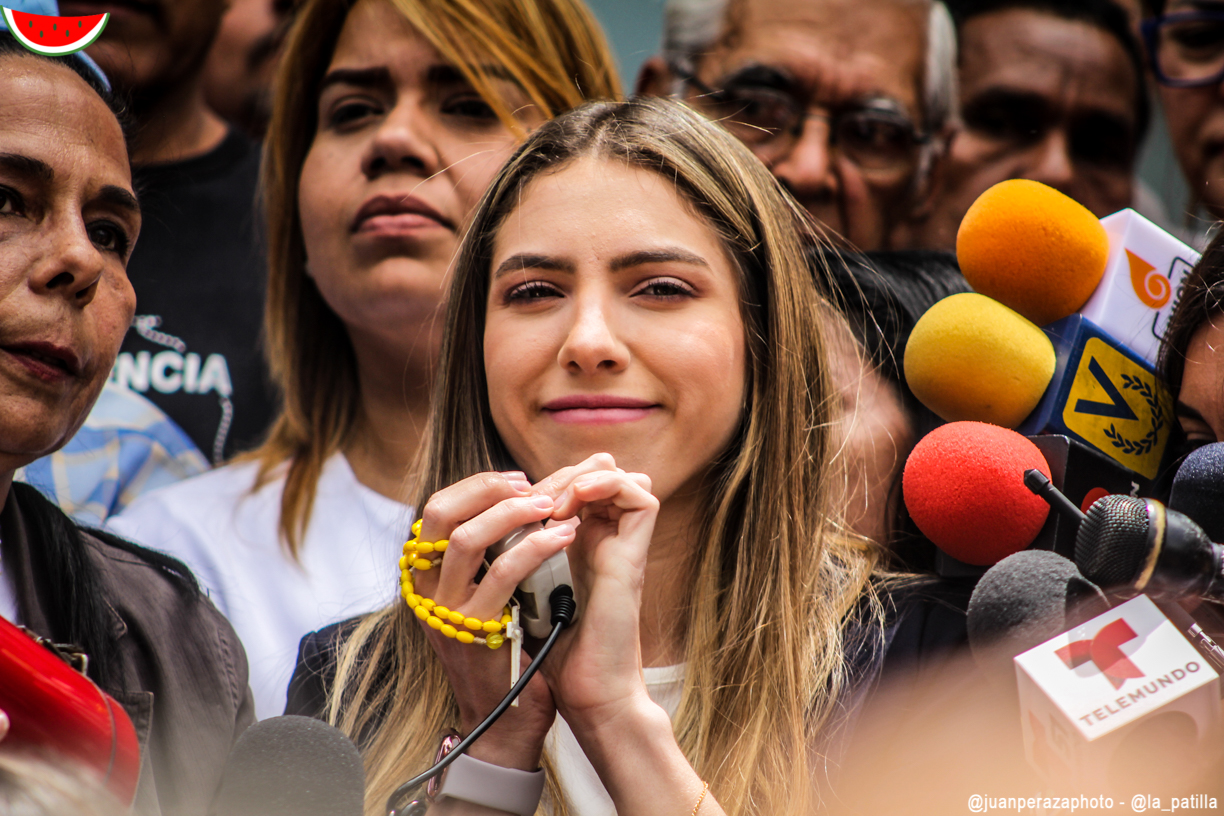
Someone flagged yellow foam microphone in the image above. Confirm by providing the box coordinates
[957,180,1110,327]
[904,293,1057,428]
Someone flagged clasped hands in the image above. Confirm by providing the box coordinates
[410,453,661,771]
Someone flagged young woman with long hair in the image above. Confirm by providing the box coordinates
[109,0,621,720]
[288,97,889,816]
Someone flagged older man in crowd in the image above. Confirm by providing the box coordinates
[640,0,969,548]
[898,0,1148,249]
[637,0,959,251]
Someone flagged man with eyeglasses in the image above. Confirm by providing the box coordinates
[897,0,1149,250]
[637,0,958,251]
[1144,0,1224,234]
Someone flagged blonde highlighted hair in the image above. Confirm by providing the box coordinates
[253,0,621,555]
[326,97,885,816]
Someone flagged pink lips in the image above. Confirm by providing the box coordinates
[542,395,658,425]
[351,194,453,237]
[2,341,82,384]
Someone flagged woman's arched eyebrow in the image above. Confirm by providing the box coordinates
[494,248,710,279]
[0,153,138,216]
[96,185,140,217]
[320,65,516,96]
[494,253,570,279]
[1177,401,1209,424]
[609,248,708,271]
[0,152,53,184]
[319,66,393,95]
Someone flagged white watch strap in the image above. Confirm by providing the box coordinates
[435,752,545,816]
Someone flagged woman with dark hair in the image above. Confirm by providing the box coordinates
[1159,230,1224,448]
[826,250,972,560]
[0,35,252,815]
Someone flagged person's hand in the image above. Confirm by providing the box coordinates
[535,460,661,734]
[411,454,620,770]
[462,455,722,816]
[0,708,8,742]
[530,463,729,816]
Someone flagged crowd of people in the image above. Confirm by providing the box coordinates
[2,0,1224,813]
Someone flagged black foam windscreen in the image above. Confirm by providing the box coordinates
[1075,495,1150,589]
[1170,442,1224,543]
[213,716,364,816]
[967,550,1109,669]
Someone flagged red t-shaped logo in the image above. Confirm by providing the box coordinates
[1055,618,1144,689]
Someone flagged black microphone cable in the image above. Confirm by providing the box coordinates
[1023,469,1087,524]
[386,585,577,816]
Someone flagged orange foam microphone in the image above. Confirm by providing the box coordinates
[957,180,1110,327]
[903,421,1052,566]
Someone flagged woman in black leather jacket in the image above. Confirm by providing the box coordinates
[0,35,254,816]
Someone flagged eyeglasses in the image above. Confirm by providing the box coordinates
[1143,10,1224,88]
[674,67,929,174]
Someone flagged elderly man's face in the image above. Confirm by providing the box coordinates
[913,9,1138,250]
[682,0,931,250]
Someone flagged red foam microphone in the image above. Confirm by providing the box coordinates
[903,421,1052,566]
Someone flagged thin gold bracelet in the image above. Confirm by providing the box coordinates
[691,781,709,816]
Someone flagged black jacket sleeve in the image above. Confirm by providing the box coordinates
[284,618,361,719]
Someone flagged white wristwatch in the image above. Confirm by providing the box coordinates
[428,732,546,816]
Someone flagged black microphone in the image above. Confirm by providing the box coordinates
[967,549,1109,673]
[1024,435,1144,559]
[1023,469,1087,525]
[1170,442,1224,543]
[969,550,1223,791]
[1074,494,1224,601]
[213,716,364,816]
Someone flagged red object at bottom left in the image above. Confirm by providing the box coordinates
[0,615,140,804]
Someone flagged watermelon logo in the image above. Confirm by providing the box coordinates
[2,6,108,56]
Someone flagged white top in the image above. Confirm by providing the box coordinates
[107,453,409,719]
[547,665,684,815]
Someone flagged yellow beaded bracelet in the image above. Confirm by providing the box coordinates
[400,520,512,649]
